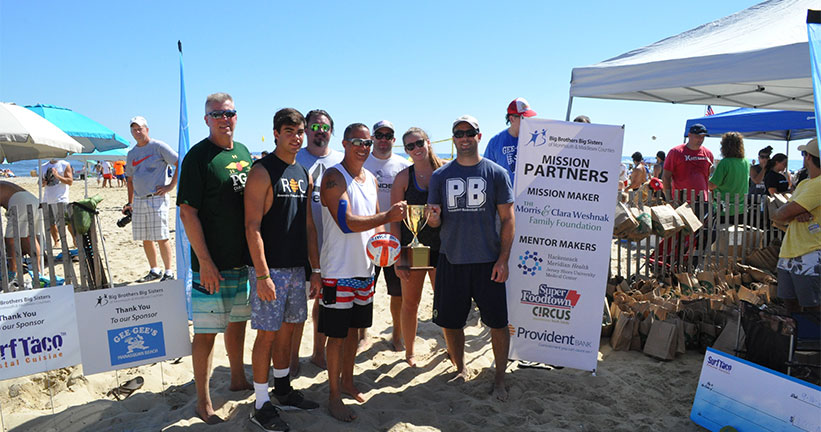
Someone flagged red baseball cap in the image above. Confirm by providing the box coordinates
[507,98,537,117]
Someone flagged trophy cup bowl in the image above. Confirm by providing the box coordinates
[399,204,432,269]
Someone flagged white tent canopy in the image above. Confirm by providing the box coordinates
[569,0,816,114]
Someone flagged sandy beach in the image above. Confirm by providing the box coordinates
[0,176,706,431]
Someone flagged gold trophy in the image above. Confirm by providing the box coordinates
[399,204,432,269]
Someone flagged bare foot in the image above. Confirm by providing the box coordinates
[405,355,417,368]
[491,383,509,401]
[392,337,405,352]
[229,379,253,392]
[290,361,301,378]
[341,382,366,403]
[447,368,471,384]
[329,398,356,422]
[357,337,372,354]
[196,406,224,425]
[310,354,327,370]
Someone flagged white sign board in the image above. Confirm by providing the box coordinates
[0,285,81,380]
[691,348,821,432]
[507,119,623,372]
[75,280,191,375]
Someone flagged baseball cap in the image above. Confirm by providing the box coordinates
[507,97,537,117]
[688,123,708,135]
[130,116,148,128]
[372,120,394,132]
[797,138,820,158]
[452,115,480,131]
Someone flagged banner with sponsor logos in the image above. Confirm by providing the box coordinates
[74,280,190,375]
[0,285,82,381]
[691,348,821,431]
[507,119,623,372]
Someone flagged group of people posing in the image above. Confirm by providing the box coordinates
[170,92,524,431]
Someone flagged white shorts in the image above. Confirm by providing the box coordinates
[5,191,43,238]
[132,195,169,241]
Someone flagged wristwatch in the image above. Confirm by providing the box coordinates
[311,268,321,274]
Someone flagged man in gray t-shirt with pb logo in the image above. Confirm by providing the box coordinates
[124,116,179,282]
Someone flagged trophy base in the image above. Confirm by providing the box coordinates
[397,245,433,270]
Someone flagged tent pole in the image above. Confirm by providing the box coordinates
[37,159,42,202]
[565,96,574,121]
[785,130,791,161]
[83,160,88,198]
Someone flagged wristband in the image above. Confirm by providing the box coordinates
[256,273,271,280]
[312,268,321,274]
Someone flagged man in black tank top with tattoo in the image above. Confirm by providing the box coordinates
[245,108,321,431]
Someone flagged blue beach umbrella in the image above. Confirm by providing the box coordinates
[25,104,129,153]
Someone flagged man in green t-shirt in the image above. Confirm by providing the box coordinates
[177,92,255,425]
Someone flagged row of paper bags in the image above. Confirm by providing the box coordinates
[613,202,703,240]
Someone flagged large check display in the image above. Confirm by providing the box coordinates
[75,280,191,375]
[691,348,821,431]
[0,285,81,380]
[507,119,623,371]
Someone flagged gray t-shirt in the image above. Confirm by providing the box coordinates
[363,153,411,212]
[125,139,178,197]
[428,158,513,264]
[295,148,344,249]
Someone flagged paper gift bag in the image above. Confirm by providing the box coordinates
[614,202,639,237]
[674,317,687,355]
[643,319,678,360]
[675,202,703,234]
[676,273,699,296]
[610,314,635,351]
[651,204,684,237]
[627,207,653,240]
[712,310,745,355]
[630,316,643,351]
[737,285,762,305]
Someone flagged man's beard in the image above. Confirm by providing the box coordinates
[312,137,329,147]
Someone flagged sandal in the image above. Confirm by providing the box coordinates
[107,376,144,400]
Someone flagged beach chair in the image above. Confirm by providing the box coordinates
[67,195,112,290]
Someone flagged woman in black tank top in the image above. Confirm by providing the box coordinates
[390,127,444,367]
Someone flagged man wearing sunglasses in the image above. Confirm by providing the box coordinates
[124,115,178,283]
[427,115,514,402]
[363,120,411,352]
[483,97,538,184]
[294,109,344,374]
[177,93,254,425]
[318,123,407,422]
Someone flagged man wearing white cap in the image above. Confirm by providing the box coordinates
[483,97,537,184]
[427,115,515,401]
[124,116,179,282]
[773,138,821,314]
[363,120,411,352]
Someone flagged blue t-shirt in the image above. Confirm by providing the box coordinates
[428,158,513,264]
[483,129,518,183]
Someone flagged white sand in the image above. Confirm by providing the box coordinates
[0,177,705,431]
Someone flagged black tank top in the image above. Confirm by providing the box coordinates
[256,154,310,268]
[400,165,441,251]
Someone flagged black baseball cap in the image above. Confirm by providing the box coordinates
[688,124,708,135]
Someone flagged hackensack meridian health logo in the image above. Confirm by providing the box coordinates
[518,250,543,276]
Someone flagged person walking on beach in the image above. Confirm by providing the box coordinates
[293,109,344,374]
[772,138,821,315]
[390,127,443,367]
[318,123,406,422]
[662,123,714,203]
[40,158,73,245]
[101,160,113,188]
[363,120,411,352]
[245,108,321,431]
[124,116,178,283]
[483,97,537,183]
[113,159,126,187]
[426,115,515,401]
[177,93,254,425]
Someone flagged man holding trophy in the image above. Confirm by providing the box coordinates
[426,115,515,401]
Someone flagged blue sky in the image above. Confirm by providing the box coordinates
[0,0,803,160]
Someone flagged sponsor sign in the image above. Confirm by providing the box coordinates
[75,280,190,375]
[507,119,623,371]
[0,285,81,380]
[691,348,821,431]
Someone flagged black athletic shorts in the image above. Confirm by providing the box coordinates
[317,277,374,338]
[375,265,402,296]
[432,254,508,330]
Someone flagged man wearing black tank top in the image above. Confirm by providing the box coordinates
[245,108,321,431]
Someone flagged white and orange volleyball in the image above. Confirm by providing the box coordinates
[366,232,401,267]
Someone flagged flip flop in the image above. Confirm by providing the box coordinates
[201,414,224,425]
[107,376,144,400]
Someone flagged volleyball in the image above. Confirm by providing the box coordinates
[366,232,401,267]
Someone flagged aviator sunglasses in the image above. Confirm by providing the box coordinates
[374,131,394,140]
[404,139,425,151]
[207,110,237,119]
[452,129,479,138]
[310,123,331,132]
[349,138,373,148]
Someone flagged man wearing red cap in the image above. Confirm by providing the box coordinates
[483,97,537,184]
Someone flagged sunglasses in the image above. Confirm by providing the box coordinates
[207,110,237,119]
[374,131,394,140]
[349,138,373,148]
[453,129,479,138]
[310,123,331,132]
[802,151,808,157]
[404,139,425,151]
